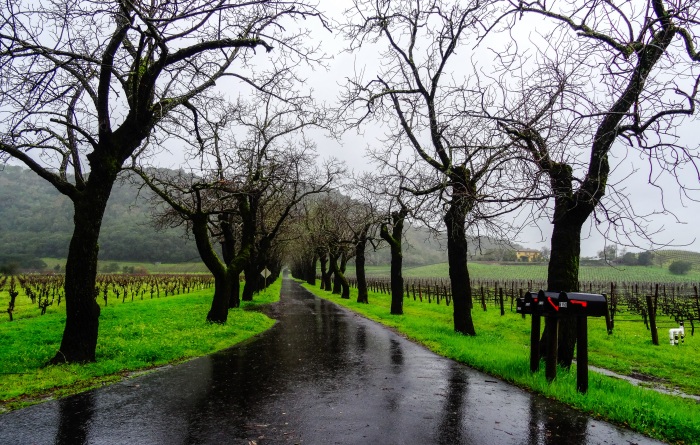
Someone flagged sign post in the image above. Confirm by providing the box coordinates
[261,268,271,288]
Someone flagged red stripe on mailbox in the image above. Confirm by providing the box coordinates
[547,297,559,311]
[570,300,588,308]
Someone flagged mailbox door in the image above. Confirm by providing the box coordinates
[562,292,607,317]
[537,290,564,316]
[517,291,539,315]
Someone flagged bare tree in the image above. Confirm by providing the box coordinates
[380,200,409,314]
[345,172,386,304]
[0,1,325,363]
[488,0,700,366]
[353,166,422,312]
[325,195,365,299]
[134,167,253,321]
[133,82,341,321]
[341,0,528,335]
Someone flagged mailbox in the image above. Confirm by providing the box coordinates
[559,292,607,317]
[536,290,565,316]
[516,291,539,315]
[517,291,574,316]
[520,290,607,317]
[519,289,608,393]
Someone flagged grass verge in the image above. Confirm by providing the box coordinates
[0,280,281,412]
[303,281,700,445]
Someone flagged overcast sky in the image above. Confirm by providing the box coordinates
[298,1,700,258]
[7,0,698,258]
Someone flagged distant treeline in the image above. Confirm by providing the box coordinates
[0,166,199,266]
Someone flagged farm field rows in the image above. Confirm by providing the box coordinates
[0,276,280,411]
[1,273,214,322]
[358,262,700,283]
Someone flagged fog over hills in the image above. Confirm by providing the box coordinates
[0,166,533,269]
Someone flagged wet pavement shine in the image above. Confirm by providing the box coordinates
[0,279,663,445]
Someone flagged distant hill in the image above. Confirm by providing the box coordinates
[364,226,447,266]
[653,250,700,268]
[0,165,546,270]
[0,165,199,267]
[363,226,523,266]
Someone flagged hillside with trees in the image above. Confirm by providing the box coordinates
[0,166,199,268]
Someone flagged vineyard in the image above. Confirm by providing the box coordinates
[654,250,700,268]
[0,274,214,322]
[346,276,700,338]
[381,261,700,282]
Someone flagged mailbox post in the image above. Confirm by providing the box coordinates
[517,290,607,393]
[536,291,565,382]
[517,292,541,373]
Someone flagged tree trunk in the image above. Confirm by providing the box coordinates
[380,209,406,315]
[356,226,369,304]
[339,252,350,299]
[242,262,258,301]
[49,188,110,364]
[208,272,232,323]
[389,247,404,314]
[539,217,583,368]
[229,272,241,308]
[219,214,242,309]
[306,255,317,285]
[547,220,582,293]
[332,273,341,294]
[190,215,232,322]
[329,251,349,298]
[319,253,330,290]
[330,253,342,294]
[444,200,475,336]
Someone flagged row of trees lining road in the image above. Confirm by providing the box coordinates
[0,1,327,363]
[2,0,700,369]
[330,0,700,367]
[344,1,532,335]
[130,74,343,323]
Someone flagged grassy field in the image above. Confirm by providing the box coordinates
[303,281,700,445]
[0,279,280,412]
[655,250,700,269]
[355,262,700,283]
[38,257,700,283]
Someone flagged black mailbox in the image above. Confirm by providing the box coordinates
[532,290,607,317]
[520,289,608,393]
[516,291,539,315]
[558,292,607,317]
[536,290,565,316]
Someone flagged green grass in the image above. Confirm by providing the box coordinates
[0,280,280,411]
[303,282,700,445]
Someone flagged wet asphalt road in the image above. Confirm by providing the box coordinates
[0,279,663,445]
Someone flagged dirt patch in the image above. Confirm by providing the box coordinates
[628,371,667,384]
